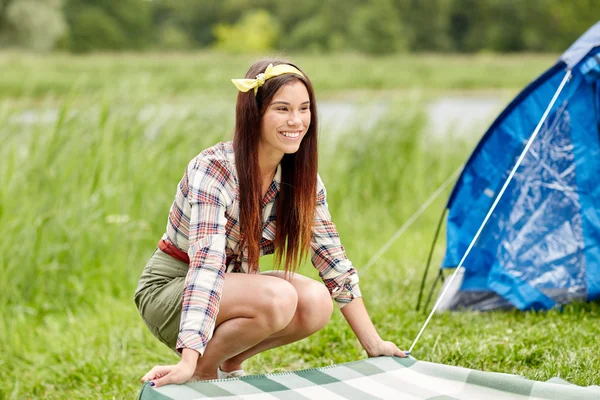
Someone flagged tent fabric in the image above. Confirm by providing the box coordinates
[561,21,600,68]
[138,356,600,400]
[440,21,600,311]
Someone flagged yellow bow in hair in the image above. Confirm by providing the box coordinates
[231,63,305,95]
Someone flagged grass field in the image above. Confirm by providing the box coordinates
[1,52,599,399]
[0,51,557,99]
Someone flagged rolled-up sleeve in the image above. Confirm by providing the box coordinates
[311,175,361,308]
[176,158,229,355]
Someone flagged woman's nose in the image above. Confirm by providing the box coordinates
[287,112,301,126]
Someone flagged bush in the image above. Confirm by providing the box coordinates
[348,0,406,54]
[213,9,280,53]
[158,24,192,50]
[68,6,126,53]
[5,0,67,51]
[282,16,329,53]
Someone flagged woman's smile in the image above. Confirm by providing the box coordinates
[279,130,303,139]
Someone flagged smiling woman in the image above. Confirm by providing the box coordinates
[133,58,408,388]
[260,82,310,156]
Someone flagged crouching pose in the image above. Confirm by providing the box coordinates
[135,59,407,387]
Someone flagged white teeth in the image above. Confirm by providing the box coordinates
[280,131,300,138]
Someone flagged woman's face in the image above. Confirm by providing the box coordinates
[259,80,311,160]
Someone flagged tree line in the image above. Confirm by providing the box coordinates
[0,0,597,53]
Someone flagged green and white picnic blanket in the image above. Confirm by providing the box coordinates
[138,356,600,400]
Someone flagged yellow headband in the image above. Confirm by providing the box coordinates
[231,63,305,95]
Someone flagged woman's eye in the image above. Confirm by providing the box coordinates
[277,107,287,111]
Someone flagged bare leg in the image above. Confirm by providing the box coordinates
[221,271,333,373]
[191,273,298,380]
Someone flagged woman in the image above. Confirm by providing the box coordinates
[135,59,407,388]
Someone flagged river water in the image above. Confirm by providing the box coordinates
[10,94,507,141]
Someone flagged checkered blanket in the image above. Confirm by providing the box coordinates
[138,356,600,400]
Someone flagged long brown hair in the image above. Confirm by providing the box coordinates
[233,58,318,274]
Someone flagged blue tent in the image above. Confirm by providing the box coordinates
[434,22,600,311]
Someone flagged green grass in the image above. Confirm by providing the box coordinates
[1,52,599,399]
[0,51,557,99]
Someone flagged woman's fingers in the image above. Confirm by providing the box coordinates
[393,347,407,357]
[141,366,158,382]
[152,371,176,388]
[390,343,402,356]
[141,365,172,382]
[152,366,193,388]
[384,341,408,358]
[143,362,197,388]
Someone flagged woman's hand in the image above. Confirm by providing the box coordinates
[141,360,196,388]
[365,339,408,358]
[339,299,409,359]
[141,348,200,387]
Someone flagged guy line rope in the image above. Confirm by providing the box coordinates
[408,69,572,354]
[360,69,573,355]
[362,165,463,272]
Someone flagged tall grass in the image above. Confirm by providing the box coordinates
[0,93,462,315]
[0,91,466,398]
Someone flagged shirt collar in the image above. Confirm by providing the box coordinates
[263,164,281,205]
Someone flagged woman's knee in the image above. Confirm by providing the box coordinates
[295,281,333,333]
[255,278,298,333]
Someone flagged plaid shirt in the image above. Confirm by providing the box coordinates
[162,141,361,355]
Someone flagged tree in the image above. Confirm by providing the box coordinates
[2,0,67,51]
[0,0,14,32]
[284,15,330,53]
[151,0,222,47]
[349,0,406,54]
[394,0,454,52]
[64,0,152,52]
[547,0,600,51]
[67,6,126,52]
[273,0,320,50]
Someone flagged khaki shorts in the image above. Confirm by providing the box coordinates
[134,248,187,353]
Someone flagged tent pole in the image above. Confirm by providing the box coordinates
[362,166,462,272]
[423,269,445,313]
[416,207,448,312]
[408,69,573,354]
